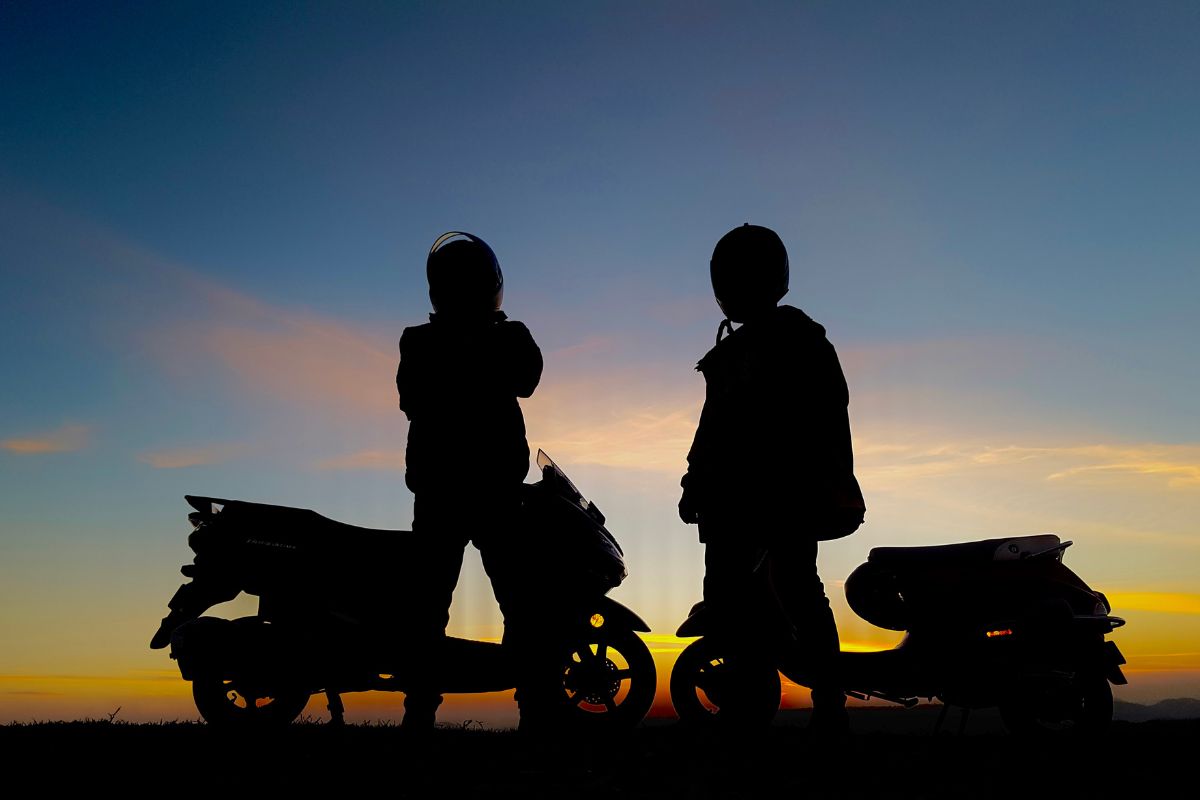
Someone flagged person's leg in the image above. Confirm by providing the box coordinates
[474,489,560,729]
[401,493,469,730]
[702,520,770,648]
[766,537,847,731]
[700,519,781,727]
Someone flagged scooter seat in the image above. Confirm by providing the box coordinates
[189,495,409,537]
[868,534,1061,570]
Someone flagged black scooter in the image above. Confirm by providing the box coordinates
[670,534,1127,733]
[151,450,656,729]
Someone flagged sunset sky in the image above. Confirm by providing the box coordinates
[2,1,1199,726]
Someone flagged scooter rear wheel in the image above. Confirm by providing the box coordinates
[671,636,781,726]
[192,676,311,729]
[999,672,1113,735]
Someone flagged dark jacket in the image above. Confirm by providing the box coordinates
[681,305,860,535]
[397,311,543,494]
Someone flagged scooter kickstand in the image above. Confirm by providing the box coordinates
[326,690,345,726]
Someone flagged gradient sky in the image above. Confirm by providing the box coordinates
[2,1,1199,725]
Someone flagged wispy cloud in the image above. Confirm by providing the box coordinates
[138,443,249,469]
[108,228,1200,505]
[315,449,406,471]
[141,263,702,470]
[1047,452,1200,488]
[525,383,699,472]
[198,317,397,417]
[855,439,1200,493]
[1,424,90,455]
[144,290,397,419]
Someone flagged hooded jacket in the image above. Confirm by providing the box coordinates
[681,305,861,536]
[397,311,543,494]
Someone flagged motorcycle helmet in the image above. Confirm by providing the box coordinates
[710,223,789,322]
[426,231,504,314]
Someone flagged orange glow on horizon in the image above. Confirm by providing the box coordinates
[5,621,1200,723]
[1108,593,1200,617]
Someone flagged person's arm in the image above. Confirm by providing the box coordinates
[778,336,852,495]
[498,320,543,398]
[396,327,422,419]
[679,382,718,524]
[815,336,853,476]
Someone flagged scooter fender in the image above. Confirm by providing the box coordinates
[675,602,709,638]
[591,596,651,633]
[169,616,276,682]
[168,616,240,681]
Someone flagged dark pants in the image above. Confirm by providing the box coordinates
[701,520,844,711]
[402,489,552,722]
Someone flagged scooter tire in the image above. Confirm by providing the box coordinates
[999,672,1113,736]
[558,625,657,729]
[670,637,781,727]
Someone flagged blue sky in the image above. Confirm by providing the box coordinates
[2,1,1199,722]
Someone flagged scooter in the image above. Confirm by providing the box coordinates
[670,534,1127,733]
[151,450,657,729]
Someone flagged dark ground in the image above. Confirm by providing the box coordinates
[4,707,1192,798]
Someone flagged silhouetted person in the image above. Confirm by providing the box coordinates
[396,231,543,731]
[679,224,864,733]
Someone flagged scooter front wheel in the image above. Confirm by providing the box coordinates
[671,636,781,726]
[192,676,311,729]
[558,625,657,729]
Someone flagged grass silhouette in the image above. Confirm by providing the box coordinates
[2,713,1194,797]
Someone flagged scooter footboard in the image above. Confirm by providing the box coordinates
[836,648,916,689]
[783,649,929,703]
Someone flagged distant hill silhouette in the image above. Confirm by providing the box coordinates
[766,698,1200,734]
[1114,697,1200,722]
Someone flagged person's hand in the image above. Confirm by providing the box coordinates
[678,490,700,525]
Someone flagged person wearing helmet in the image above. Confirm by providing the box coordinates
[396,232,544,731]
[679,224,864,733]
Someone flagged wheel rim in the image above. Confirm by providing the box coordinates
[194,676,308,727]
[563,638,634,713]
[690,654,733,715]
[221,680,285,714]
[671,637,781,725]
[557,626,656,725]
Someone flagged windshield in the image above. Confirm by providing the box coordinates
[536,449,587,508]
[535,449,616,549]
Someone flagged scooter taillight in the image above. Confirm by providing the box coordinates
[986,628,1014,638]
